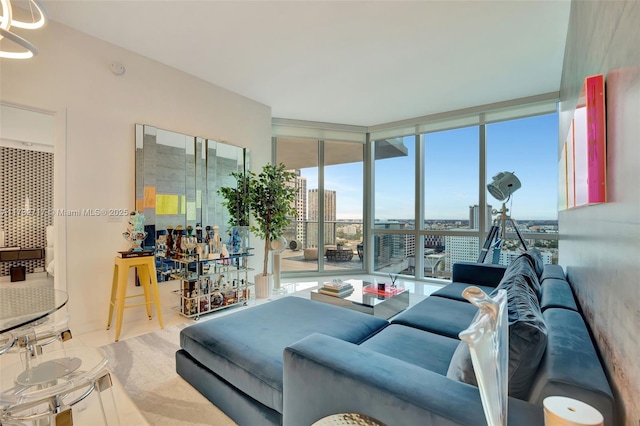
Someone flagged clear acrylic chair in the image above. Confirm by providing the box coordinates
[3,309,73,374]
[458,286,508,426]
[0,345,118,425]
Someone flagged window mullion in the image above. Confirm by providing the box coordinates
[479,119,488,243]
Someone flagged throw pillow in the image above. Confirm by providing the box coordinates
[447,276,547,400]
[521,248,544,277]
[446,337,475,384]
[495,274,548,399]
[503,255,542,300]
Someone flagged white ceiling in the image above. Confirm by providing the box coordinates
[43,0,571,127]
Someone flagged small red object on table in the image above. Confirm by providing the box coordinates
[362,284,405,297]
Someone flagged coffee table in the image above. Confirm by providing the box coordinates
[310,279,409,319]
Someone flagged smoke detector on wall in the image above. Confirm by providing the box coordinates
[109,61,125,75]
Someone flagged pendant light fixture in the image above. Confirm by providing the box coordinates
[0,0,47,59]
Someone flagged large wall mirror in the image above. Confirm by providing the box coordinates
[135,124,249,248]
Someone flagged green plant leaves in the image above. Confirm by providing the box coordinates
[249,163,298,275]
[217,171,251,228]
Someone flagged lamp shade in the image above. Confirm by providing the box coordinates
[487,172,521,201]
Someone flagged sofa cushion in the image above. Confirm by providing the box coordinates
[447,275,547,400]
[451,262,507,287]
[430,282,496,303]
[540,264,566,282]
[391,296,478,339]
[179,296,387,413]
[540,278,578,312]
[360,324,459,376]
[528,309,615,425]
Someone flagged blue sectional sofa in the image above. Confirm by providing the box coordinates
[176,250,615,426]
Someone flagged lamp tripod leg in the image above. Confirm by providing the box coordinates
[491,236,503,264]
[477,225,500,263]
[508,218,528,251]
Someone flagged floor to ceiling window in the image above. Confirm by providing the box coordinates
[324,140,364,271]
[486,114,559,264]
[275,137,319,273]
[273,96,559,280]
[423,126,480,277]
[274,132,366,275]
[372,136,415,275]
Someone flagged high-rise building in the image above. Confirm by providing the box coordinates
[283,170,307,248]
[499,249,552,266]
[469,204,493,230]
[373,221,408,269]
[424,234,444,251]
[404,234,416,257]
[307,189,336,247]
[444,235,480,271]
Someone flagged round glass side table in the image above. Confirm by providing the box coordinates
[0,286,68,334]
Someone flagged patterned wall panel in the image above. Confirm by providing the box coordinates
[0,147,53,276]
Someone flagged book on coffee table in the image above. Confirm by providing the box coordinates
[322,280,351,289]
[318,283,354,297]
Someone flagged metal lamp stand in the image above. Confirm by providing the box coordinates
[477,202,528,264]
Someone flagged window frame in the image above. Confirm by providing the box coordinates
[273,93,559,281]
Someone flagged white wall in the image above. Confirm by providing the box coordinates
[558,1,639,424]
[0,20,272,335]
[0,104,55,152]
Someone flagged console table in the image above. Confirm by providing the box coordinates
[0,247,44,261]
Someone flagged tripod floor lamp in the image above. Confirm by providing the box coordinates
[477,172,528,264]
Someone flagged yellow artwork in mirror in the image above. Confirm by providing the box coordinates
[156,194,179,215]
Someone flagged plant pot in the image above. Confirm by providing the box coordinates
[255,273,273,299]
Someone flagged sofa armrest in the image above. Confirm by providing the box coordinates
[451,262,507,287]
[283,333,543,426]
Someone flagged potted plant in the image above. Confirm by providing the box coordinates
[217,171,251,254]
[249,163,297,297]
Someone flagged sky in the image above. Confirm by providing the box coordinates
[299,113,559,221]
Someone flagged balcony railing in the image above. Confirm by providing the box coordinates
[279,219,558,279]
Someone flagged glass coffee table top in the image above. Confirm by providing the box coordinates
[310,279,409,319]
[316,279,406,307]
[0,286,68,334]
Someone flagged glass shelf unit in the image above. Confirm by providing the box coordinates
[158,251,253,320]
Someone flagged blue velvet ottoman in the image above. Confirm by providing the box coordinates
[176,296,388,425]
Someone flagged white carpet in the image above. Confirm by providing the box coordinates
[101,323,237,426]
[99,291,312,425]
[100,286,429,425]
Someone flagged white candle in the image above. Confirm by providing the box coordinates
[544,396,604,426]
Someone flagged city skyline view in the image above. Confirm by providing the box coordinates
[278,114,560,277]
[298,113,559,222]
